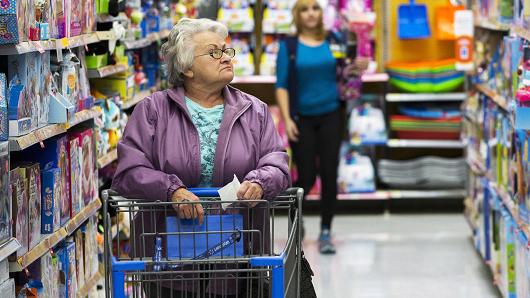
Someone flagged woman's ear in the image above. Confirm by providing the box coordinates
[182,69,194,79]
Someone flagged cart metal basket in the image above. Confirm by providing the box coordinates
[102,187,303,298]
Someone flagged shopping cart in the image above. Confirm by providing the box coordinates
[102,187,303,298]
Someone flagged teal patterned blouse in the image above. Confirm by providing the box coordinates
[185,97,225,187]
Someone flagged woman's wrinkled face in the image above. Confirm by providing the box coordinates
[299,1,322,31]
[187,31,234,86]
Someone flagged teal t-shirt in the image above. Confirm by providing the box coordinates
[185,97,224,187]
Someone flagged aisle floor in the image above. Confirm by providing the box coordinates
[294,214,500,298]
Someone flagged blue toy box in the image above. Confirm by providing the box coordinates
[0,0,19,45]
[41,168,61,234]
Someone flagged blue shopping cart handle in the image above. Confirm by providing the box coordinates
[188,188,220,197]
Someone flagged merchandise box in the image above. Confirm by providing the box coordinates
[0,73,7,141]
[0,142,10,245]
[57,240,77,298]
[41,168,61,234]
[83,216,98,278]
[67,134,82,217]
[70,0,82,36]
[8,82,31,137]
[0,258,8,285]
[16,0,28,42]
[91,75,135,102]
[9,167,28,259]
[25,135,71,226]
[39,51,51,127]
[19,163,41,249]
[0,0,19,45]
[41,251,60,298]
[0,278,15,298]
[79,128,95,206]
[75,229,85,289]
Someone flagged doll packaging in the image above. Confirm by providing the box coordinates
[57,239,77,298]
[41,168,61,234]
[0,142,10,245]
[19,163,41,249]
[67,134,82,217]
[9,167,28,259]
[41,251,60,298]
[0,73,8,141]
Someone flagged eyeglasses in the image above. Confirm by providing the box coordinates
[195,48,236,59]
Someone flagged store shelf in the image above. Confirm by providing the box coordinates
[475,84,509,111]
[97,149,118,169]
[306,189,465,200]
[474,19,510,31]
[87,64,128,78]
[512,25,530,42]
[385,93,467,102]
[0,32,102,55]
[122,89,152,109]
[9,108,101,151]
[10,198,102,272]
[0,238,21,263]
[489,182,530,241]
[231,73,388,84]
[123,30,170,50]
[386,139,464,149]
[77,271,103,298]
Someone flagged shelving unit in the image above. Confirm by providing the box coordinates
[9,108,101,151]
[386,139,464,149]
[385,93,467,102]
[77,271,103,298]
[474,19,510,31]
[0,239,21,263]
[9,198,102,272]
[122,89,153,110]
[97,149,118,169]
[475,84,509,111]
[0,32,109,55]
[306,189,465,200]
[87,64,128,79]
[123,30,171,50]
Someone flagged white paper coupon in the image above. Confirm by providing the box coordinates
[217,175,241,210]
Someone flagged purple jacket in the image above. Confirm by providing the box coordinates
[112,85,290,199]
[111,85,290,295]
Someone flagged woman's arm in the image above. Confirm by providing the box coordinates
[243,104,291,200]
[275,41,299,141]
[111,98,184,201]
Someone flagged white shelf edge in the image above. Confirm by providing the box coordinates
[386,93,467,102]
[0,238,21,263]
[306,189,465,200]
[387,139,464,149]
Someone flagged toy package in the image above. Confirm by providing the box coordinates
[82,0,96,34]
[67,134,82,217]
[0,73,6,141]
[79,129,95,205]
[7,76,30,136]
[0,278,14,298]
[0,142,10,245]
[230,36,254,76]
[0,0,18,44]
[20,163,41,249]
[57,240,77,298]
[25,135,70,226]
[83,216,98,278]
[41,168,61,234]
[9,167,28,258]
[41,251,60,298]
[75,229,85,290]
[217,0,254,32]
[348,104,387,144]
[39,51,52,127]
[337,144,375,193]
[16,0,29,42]
[70,0,82,36]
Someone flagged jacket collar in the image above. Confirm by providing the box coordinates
[166,84,251,113]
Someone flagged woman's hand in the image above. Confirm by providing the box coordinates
[171,188,204,225]
[354,57,370,71]
[237,181,264,207]
[285,118,299,142]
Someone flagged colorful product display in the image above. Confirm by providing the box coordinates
[0,143,9,245]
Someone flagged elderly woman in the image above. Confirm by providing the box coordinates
[112,18,290,297]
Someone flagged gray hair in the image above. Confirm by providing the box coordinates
[161,18,229,86]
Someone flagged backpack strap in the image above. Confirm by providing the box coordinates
[285,36,299,119]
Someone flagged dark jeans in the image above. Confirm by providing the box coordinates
[290,109,341,229]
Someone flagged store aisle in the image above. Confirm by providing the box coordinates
[294,214,500,298]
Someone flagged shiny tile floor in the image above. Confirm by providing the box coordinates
[291,213,500,298]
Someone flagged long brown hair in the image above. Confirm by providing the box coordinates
[292,0,326,40]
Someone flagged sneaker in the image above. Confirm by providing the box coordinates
[318,228,336,254]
